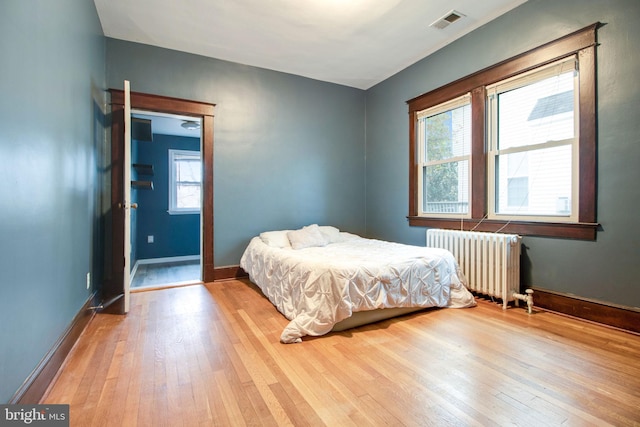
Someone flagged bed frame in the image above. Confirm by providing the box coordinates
[331,307,426,332]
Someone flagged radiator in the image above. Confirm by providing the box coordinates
[427,229,530,310]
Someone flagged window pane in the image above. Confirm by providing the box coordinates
[176,184,200,209]
[176,159,201,183]
[422,104,471,162]
[497,70,574,150]
[495,145,572,216]
[423,160,469,214]
[507,177,528,207]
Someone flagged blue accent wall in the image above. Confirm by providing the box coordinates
[106,40,367,266]
[134,134,201,261]
[0,0,105,402]
[364,0,640,308]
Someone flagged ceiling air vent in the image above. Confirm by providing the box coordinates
[430,10,465,30]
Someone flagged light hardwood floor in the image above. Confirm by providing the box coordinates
[43,279,640,426]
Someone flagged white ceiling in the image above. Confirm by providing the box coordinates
[94,0,527,90]
[132,111,202,139]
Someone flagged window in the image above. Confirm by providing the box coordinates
[407,23,599,240]
[417,94,471,216]
[487,57,578,221]
[168,149,201,215]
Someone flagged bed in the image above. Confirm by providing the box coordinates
[240,224,476,343]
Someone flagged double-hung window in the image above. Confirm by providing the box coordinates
[417,94,471,216]
[168,149,201,215]
[407,24,599,240]
[486,57,578,222]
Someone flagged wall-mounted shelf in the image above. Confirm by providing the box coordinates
[132,180,153,190]
[133,163,154,175]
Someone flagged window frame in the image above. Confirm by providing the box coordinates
[407,23,599,240]
[168,148,202,215]
[486,56,579,222]
[417,93,472,218]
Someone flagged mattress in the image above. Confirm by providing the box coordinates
[240,232,476,343]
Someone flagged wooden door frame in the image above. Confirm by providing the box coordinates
[106,90,215,312]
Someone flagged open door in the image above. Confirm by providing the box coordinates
[103,88,215,314]
[122,80,132,313]
[99,81,134,313]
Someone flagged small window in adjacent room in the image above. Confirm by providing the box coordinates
[168,149,201,215]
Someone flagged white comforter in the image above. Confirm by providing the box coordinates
[240,234,476,343]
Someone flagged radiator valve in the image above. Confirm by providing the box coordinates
[512,288,534,314]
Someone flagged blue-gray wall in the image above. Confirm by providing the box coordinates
[2,0,638,405]
[106,39,367,266]
[365,0,640,308]
[135,134,201,261]
[0,0,105,403]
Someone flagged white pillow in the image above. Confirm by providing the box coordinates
[338,231,361,242]
[287,224,328,250]
[318,225,341,243]
[259,230,292,248]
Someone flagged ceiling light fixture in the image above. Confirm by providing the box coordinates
[181,120,201,130]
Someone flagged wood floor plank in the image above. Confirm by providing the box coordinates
[42,280,640,426]
[401,320,615,426]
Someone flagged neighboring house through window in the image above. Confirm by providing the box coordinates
[486,57,577,221]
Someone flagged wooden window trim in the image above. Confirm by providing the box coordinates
[407,23,600,240]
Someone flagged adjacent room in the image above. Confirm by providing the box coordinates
[1,0,639,425]
[129,112,202,290]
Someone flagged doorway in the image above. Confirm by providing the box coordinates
[129,111,203,291]
[105,89,215,313]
